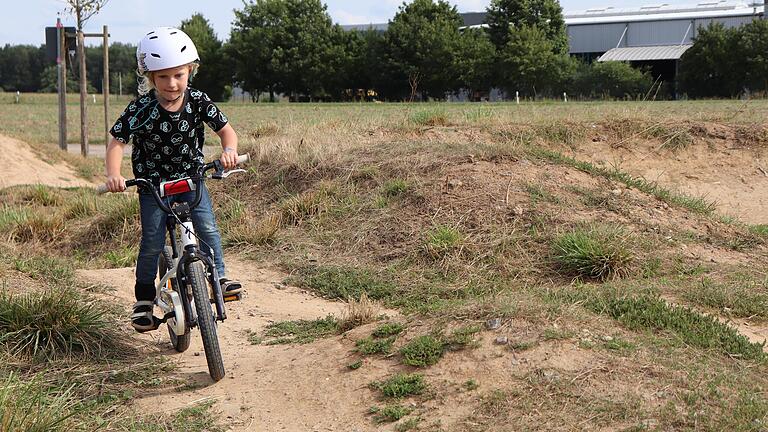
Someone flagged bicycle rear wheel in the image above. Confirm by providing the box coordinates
[188,261,225,381]
[160,246,190,353]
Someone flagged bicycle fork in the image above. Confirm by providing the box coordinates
[172,215,228,324]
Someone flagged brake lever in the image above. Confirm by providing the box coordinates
[210,168,247,180]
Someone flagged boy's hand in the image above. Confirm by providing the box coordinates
[105,175,126,192]
[220,148,238,170]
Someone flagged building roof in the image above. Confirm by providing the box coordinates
[566,2,763,25]
[598,44,693,61]
[342,1,764,33]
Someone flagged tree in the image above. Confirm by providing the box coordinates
[485,0,568,54]
[39,65,93,93]
[181,13,230,101]
[0,45,47,92]
[86,42,138,95]
[380,0,463,100]
[497,24,574,97]
[229,0,340,101]
[734,19,768,95]
[678,23,737,98]
[453,28,496,97]
[64,0,110,154]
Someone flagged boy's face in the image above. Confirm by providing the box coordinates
[152,64,191,102]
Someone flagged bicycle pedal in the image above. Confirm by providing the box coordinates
[223,293,242,302]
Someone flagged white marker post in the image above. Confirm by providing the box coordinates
[516,91,520,105]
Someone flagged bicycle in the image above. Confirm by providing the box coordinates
[98,154,249,382]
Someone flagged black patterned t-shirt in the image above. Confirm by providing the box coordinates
[109,87,228,184]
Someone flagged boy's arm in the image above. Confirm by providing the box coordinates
[216,123,239,170]
[105,137,127,192]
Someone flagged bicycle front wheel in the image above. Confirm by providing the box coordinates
[160,246,190,353]
[188,261,225,381]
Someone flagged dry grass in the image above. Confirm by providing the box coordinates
[340,292,380,331]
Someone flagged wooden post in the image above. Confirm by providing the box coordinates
[78,30,88,157]
[103,25,109,148]
[58,19,67,151]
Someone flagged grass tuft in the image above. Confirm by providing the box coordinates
[552,225,635,280]
[382,179,411,198]
[0,289,120,360]
[411,109,449,126]
[340,292,379,331]
[424,225,463,259]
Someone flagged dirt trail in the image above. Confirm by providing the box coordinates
[77,258,393,431]
[0,134,94,188]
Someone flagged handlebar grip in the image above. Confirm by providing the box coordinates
[236,154,250,165]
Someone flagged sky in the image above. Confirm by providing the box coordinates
[0,0,751,46]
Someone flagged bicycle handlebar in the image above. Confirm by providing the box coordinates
[96,154,250,214]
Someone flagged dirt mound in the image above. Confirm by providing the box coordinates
[0,134,93,188]
[568,124,768,225]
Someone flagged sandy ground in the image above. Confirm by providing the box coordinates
[0,135,94,188]
[77,259,397,432]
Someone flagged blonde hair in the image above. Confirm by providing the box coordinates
[137,63,199,96]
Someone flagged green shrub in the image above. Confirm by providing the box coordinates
[372,322,404,338]
[372,373,426,398]
[263,315,340,344]
[356,336,396,355]
[572,61,654,100]
[291,266,396,301]
[370,404,412,423]
[400,335,445,367]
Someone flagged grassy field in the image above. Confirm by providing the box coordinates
[1,94,768,430]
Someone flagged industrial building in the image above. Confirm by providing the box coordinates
[565,1,764,86]
[344,1,765,93]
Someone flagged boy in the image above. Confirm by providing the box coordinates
[104,27,241,332]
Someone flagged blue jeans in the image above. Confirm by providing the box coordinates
[135,183,226,289]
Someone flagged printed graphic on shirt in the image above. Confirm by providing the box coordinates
[110,87,227,183]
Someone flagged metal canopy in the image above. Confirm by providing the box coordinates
[598,44,694,62]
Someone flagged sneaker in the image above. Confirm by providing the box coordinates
[131,300,158,332]
[220,278,243,295]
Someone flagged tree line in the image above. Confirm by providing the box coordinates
[1,0,767,101]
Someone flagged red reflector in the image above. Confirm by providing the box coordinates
[160,178,195,197]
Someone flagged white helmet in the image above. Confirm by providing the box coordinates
[136,27,199,73]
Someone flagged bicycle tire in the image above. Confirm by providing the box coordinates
[160,246,190,353]
[188,261,225,381]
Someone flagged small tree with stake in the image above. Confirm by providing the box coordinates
[63,0,110,156]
